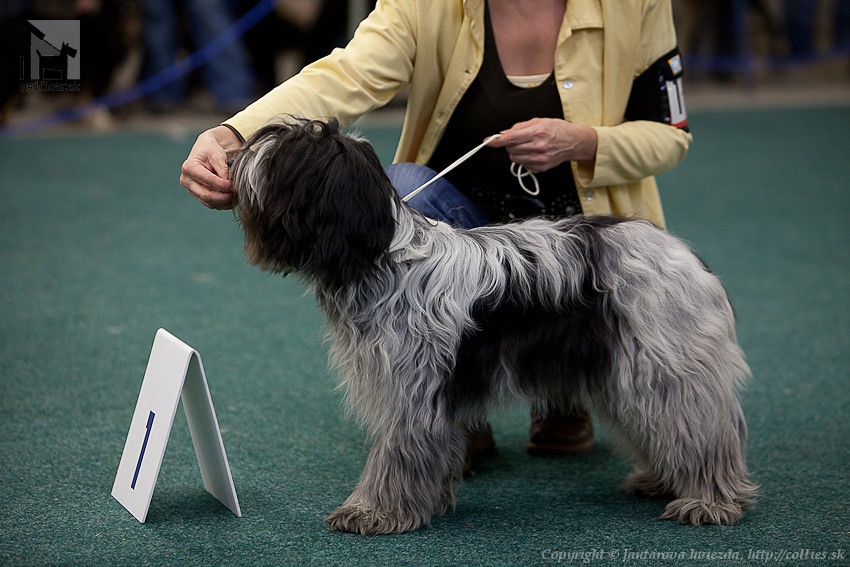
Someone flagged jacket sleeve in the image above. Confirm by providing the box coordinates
[582,120,692,187]
[576,0,692,188]
[224,0,419,139]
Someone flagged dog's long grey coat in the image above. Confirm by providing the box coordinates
[231,119,758,534]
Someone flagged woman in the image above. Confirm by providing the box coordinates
[180,0,693,467]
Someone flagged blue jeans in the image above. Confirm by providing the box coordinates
[385,163,490,229]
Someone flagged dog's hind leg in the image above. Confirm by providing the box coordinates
[325,421,466,534]
[656,399,759,525]
[607,386,758,526]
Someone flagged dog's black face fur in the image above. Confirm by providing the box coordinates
[230,118,397,289]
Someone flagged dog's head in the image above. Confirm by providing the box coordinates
[229,118,398,289]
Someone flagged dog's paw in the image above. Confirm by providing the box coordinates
[660,498,744,526]
[325,505,425,535]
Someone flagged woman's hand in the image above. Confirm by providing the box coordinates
[180,125,243,210]
[487,117,598,172]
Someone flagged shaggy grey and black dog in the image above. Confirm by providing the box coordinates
[229,118,757,534]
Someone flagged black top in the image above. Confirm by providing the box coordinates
[428,3,581,222]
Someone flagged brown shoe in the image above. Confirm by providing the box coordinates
[525,410,594,456]
[463,423,496,475]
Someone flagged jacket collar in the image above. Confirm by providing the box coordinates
[566,0,603,30]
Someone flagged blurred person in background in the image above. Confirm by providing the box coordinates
[142,0,255,113]
[238,0,348,93]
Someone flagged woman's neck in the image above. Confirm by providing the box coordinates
[487,0,566,76]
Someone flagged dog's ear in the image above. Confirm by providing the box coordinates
[309,128,397,289]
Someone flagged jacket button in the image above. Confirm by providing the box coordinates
[584,191,594,200]
[563,80,574,89]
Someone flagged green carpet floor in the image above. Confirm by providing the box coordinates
[1,106,848,565]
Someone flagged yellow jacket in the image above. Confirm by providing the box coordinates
[225,0,692,228]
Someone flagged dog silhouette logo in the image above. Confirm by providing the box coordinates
[27,20,80,82]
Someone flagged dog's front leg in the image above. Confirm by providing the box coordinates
[326,425,465,534]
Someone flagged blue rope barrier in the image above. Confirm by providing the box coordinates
[0,0,276,138]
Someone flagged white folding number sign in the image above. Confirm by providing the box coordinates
[112,329,241,523]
